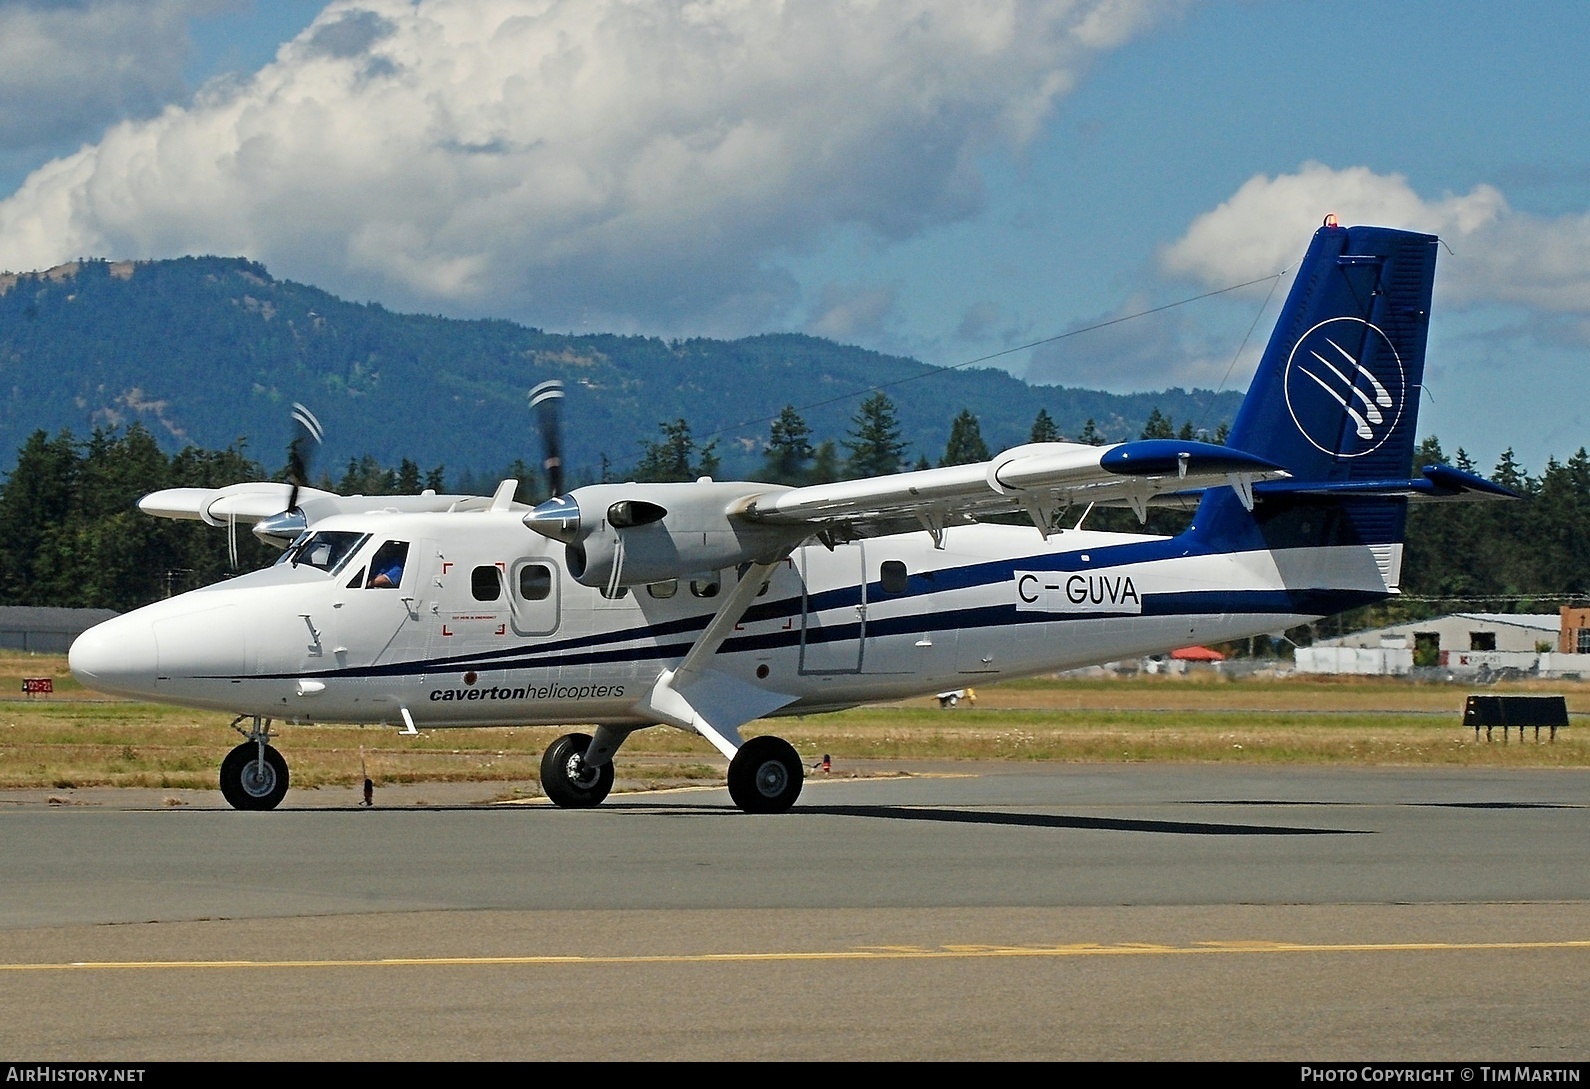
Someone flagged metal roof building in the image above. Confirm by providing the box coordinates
[1311,613,1560,655]
[0,607,118,654]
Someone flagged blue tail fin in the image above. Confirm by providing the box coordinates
[1228,221,1437,481]
[1191,221,1439,560]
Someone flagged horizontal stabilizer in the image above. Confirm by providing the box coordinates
[1251,464,1521,503]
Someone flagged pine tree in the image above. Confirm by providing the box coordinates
[760,405,815,484]
[1493,448,1527,491]
[807,440,841,484]
[634,419,718,482]
[940,409,990,466]
[1029,408,1060,444]
[844,393,907,478]
[0,430,78,603]
[397,458,422,494]
[1140,408,1175,439]
[506,458,534,502]
[1077,419,1104,445]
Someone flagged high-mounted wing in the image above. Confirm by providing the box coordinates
[521,438,1289,591]
[139,481,500,546]
[739,438,1289,545]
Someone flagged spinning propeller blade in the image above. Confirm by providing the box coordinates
[530,380,566,497]
[286,402,324,512]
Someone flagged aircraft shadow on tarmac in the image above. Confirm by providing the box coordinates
[171,800,1366,833]
[1185,799,1584,811]
[772,804,1365,835]
[218,795,1578,830]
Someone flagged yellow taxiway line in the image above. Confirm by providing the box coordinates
[3,938,1588,972]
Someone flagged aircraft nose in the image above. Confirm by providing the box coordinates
[69,616,159,698]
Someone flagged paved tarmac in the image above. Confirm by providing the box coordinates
[1,763,1587,1060]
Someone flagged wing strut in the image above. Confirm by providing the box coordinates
[627,558,797,759]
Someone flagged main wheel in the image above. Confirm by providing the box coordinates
[219,742,289,811]
[727,736,804,813]
[540,732,615,808]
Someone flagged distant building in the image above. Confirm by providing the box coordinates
[1296,613,1562,676]
[1559,607,1590,655]
[0,607,118,654]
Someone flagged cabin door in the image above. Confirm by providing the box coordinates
[799,541,866,674]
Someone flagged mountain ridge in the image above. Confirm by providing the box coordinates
[0,256,1244,483]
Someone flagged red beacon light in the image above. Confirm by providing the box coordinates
[1323,213,1340,228]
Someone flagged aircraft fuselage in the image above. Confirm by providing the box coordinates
[69,507,1392,728]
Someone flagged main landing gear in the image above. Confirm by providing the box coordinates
[539,732,615,808]
[220,715,289,810]
[539,728,804,814]
[726,736,803,813]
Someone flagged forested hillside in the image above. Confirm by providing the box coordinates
[0,257,1241,483]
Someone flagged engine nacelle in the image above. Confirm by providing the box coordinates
[524,481,804,588]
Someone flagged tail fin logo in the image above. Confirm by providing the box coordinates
[1283,317,1406,459]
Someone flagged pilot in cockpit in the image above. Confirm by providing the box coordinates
[366,540,409,588]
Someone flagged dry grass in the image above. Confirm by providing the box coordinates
[2,650,1586,792]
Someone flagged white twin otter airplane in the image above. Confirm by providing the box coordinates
[69,220,1515,812]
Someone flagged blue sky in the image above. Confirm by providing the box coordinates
[2,0,1587,471]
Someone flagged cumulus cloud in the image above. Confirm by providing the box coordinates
[808,282,900,343]
[0,0,227,152]
[1025,293,1238,391]
[1160,161,1590,316]
[0,0,1180,332]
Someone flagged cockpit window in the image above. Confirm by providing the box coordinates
[366,541,410,589]
[284,531,369,575]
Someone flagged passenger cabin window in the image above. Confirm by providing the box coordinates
[472,565,503,601]
[690,576,720,599]
[880,560,908,595]
[366,541,409,589]
[518,564,553,601]
[647,580,678,599]
[286,531,368,575]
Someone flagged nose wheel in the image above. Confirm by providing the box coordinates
[220,740,289,810]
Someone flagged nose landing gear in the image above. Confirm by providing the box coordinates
[220,715,290,810]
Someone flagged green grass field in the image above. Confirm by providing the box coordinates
[3,651,1586,795]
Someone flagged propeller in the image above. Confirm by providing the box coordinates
[285,401,325,514]
[530,379,566,497]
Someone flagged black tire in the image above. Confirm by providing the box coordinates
[540,732,615,808]
[219,742,289,811]
[727,736,804,813]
